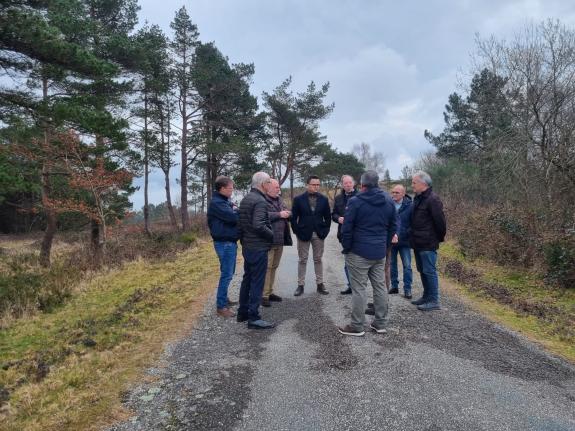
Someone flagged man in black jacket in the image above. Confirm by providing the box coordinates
[291,175,331,296]
[331,174,357,295]
[207,176,239,318]
[237,172,275,329]
[409,171,447,311]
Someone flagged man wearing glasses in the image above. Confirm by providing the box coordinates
[291,175,332,296]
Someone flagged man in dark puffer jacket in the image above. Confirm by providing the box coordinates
[389,184,413,299]
[237,172,275,329]
[338,170,397,337]
[409,171,446,311]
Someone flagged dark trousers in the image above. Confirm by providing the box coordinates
[238,248,268,321]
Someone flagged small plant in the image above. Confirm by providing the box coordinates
[544,239,575,289]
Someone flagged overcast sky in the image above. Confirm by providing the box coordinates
[133,0,575,209]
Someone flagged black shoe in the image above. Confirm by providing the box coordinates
[261,297,271,307]
[294,285,304,296]
[388,287,399,294]
[247,319,275,329]
[418,302,441,311]
[338,324,365,337]
[236,314,248,323]
[403,293,413,299]
[369,323,387,334]
[411,297,428,305]
[340,287,352,295]
[365,307,375,316]
[269,294,283,302]
[317,283,329,295]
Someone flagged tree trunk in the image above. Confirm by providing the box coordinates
[143,92,151,235]
[290,170,294,202]
[91,134,105,265]
[39,75,56,267]
[180,94,190,231]
[164,169,178,231]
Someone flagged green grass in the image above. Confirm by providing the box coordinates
[439,241,575,363]
[0,241,220,431]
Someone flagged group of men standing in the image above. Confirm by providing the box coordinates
[207,169,446,334]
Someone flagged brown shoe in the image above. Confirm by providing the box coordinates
[217,307,236,318]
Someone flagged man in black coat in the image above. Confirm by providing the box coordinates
[409,171,447,311]
[237,172,275,329]
[331,174,357,295]
[291,175,331,296]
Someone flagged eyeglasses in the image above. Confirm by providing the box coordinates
[309,183,321,186]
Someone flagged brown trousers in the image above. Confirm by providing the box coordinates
[297,233,324,285]
[263,245,284,299]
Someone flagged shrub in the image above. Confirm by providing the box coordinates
[544,239,575,289]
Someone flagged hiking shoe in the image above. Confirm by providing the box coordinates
[388,287,399,294]
[417,302,441,311]
[369,323,387,334]
[236,314,248,323]
[269,294,283,302]
[217,307,235,318]
[365,307,375,316]
[227,298,238,306]
[411,297,428,305]
[317,283,329,295]
[261,297,271,307]
[403,292,412,299]
[338,325,365,337]
[340,287,352,295]
[294,285,304,296]
[247,319,275,329]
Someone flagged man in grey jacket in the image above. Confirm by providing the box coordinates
[237,172,275,329]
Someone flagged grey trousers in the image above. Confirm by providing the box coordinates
[346,252,389,330]
[297,233,324,285]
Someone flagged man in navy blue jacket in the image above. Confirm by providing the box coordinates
[389,184,413,298]
[338,171,397,336]
[207,176,239,318]
[291,175,331,296]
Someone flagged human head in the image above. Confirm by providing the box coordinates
[390,184,406,203]
[306,175,321,194]
[267,179,281,198]
[411,171,432,195]
[360,170,379,190]
[251,171,271,193]
[341,175,354,193]
[215,176,234,198]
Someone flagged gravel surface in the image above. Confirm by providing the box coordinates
[109,231,575,431]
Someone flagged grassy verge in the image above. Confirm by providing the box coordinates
[439,241,575,363]
[0,240,220,431]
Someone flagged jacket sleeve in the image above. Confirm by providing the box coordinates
[331,195,342,223]
[322,197,332,230]
[430,196,447,242]
[211,199,239,225]
[340,200,357,252]
[253,200,274,240]
[290,197,300,234]
[388,204,397,246]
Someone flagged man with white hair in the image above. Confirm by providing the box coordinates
[237,172,275,329]
[410,171,446,311]
[331,174,358,295]
[389,184,413,299]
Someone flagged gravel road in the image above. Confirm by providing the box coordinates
[109,231,575,431]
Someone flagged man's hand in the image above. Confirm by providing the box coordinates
[280,210,291,219]
[338,216,344,224]
[391,234,398,244]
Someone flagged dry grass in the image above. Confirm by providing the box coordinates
[0,240,220,431]
[439,241,575,363]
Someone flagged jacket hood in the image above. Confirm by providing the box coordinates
[356,188,388,206]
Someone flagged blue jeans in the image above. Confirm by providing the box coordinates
[414,250,439,303]
[390,246,413,294]
[214,241,238,309]
[344,264,351,287]
[238,248,268,322]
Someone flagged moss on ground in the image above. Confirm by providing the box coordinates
[0,241,220,431]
